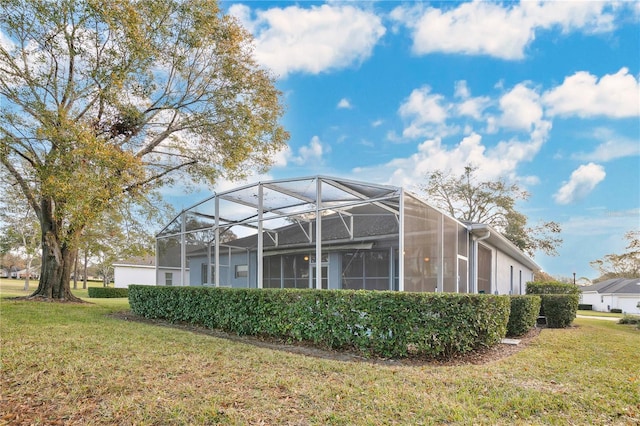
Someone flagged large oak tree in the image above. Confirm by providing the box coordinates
[420,165,562,257]
[0,0,288,300]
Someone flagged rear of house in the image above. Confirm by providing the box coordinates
[156,176,539,295]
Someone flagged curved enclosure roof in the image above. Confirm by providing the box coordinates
[158,175,403,238]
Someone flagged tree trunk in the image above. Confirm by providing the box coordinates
[29,200,83,302]
[23,257,31,291]
[83,251,88,290]
[73,251,78,290]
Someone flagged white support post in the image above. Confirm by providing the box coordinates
[214,197,220,287]
[180,211,186,286]
[257,184,264,289]
[398,189,405,292]
[315,178,322,289]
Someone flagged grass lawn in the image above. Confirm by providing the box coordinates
[577,309,627,318]
[1,280,639,425]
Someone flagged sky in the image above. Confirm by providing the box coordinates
[171,1,639,280]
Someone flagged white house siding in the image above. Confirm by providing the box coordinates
[494,249,533,295]
[614,296,640,314]
[580,292,640,314]
[113,264,156,288]
[580,292,605,311]
[157,267,187,286]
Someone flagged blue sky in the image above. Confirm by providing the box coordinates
[171,1,640,280]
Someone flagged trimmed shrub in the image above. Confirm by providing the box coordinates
[526,281,580,295]
[618,315,640,325]
[129,285,511,359]
[507,295,541,337]
[610,308,623,314]
[526,281,579,328]
[578,304,593,310]
[541,294,579,328]
[88,287,129,298]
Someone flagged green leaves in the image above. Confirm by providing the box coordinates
[129,286,511,359]
[507,295,541,336]
[421,164,563,257]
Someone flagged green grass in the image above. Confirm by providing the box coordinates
[0,278,114,300]
[577,310,626,318]
[1,280,639,425]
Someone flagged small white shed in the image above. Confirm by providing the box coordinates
[113,257,156,288]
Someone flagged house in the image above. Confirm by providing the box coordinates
[113,255,188,288]
[156,175,539,294]
[580,278,640,314]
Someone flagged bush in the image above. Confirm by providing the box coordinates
[578,304,592,310]
[507,295,541,337]
[526,281,580,295]
[526,281,579,328]
[610,308,623,314]
[618,315,640,325]
[129,285,511,359]
[541,294,579,328]
[88,287,129,298]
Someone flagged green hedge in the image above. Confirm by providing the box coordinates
[578,304,593,310]
[507,295,541,337]
[526,281,580,295]
[88,287,129,298]
[541,294,579,328]
[128,285,511,359]
[526,281,579,328]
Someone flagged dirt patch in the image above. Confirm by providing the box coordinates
[110,311,541,367]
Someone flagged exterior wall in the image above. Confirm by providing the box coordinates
[113,265,156,288]
[491,246,533,295]
[156,267,187,286]
[581,292,640,314]
[615,296,640,314]
[494,250,533,294]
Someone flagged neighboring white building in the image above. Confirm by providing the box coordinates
[113,256,188,288]
[580,278,640,314]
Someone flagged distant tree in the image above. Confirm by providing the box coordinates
[533,270,555,282]
[420,165,562,257]
[0,180,41,290]
[0,0,288,301]
[590,230,640,280]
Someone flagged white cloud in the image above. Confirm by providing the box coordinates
[496,83,544,131]
[337,98,353,109]
[229,4,385,78]
[554,163,606,205]
[371,119,384,128]
[390,1,617,60]
[572,128,640,162]
[275,136,331,167]
[454,80,491,120]
[398,86,450,138]
[543,68,640,118]
[353,130,545,190]
[0,30,15,52]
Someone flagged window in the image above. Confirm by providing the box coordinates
[341,250,390,291]
[510,266,514,295]
[235,264,248,278]
[165,272,173,286]
[201,263,208,284]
